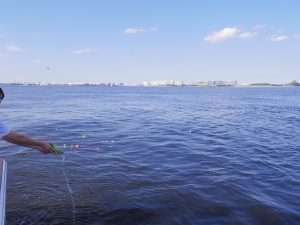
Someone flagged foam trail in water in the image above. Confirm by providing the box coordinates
[61,154,76,224]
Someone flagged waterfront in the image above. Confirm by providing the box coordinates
[0,86,300,224]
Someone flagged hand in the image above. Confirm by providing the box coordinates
[37,141,53,155]
[3,131,54,154]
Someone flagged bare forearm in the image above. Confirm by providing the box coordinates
[2,131,53,154]
[3,131,43,149]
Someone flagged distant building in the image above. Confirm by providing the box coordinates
[196,81,210,86]
[143,80,184,86]
[143,81,151,86]
[196,80,237,86]
[212,80,238,86]
[287,80,300,86]
[173,80,183,86]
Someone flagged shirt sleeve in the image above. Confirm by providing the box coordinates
[0,121,11,139]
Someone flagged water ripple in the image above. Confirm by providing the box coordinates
[1,86,300,224]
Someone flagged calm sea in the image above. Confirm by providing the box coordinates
[0,86,300,225]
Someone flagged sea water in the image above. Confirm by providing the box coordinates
[1,85,300,225]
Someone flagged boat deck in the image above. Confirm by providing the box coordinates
[0,159,7,225]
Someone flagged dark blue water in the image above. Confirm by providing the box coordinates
[0,86,300,225]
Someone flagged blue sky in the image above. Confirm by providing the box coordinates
[0,0,299,84]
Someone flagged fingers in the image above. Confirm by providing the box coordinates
[39,142,53,154]
[39,146,50,154]
[45,145,53,154]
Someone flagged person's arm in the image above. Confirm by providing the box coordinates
[2,131,53,154]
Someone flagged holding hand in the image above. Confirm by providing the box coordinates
[2,131,53,154]
[37,141,53,154]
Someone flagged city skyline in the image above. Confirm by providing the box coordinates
[1,79,299,87]
[1,1,300,84]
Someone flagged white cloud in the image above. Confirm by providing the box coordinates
[268,35,289,41]
[124,28,140,34]
[123,27,158,34]
[72,48,96,54]
[204,27,257,43]
[204,27,240,43]
[239,32,257,39]
[6,44,25,52]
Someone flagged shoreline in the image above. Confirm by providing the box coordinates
[0,83,299,88]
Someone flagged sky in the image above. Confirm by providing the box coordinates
[0,0,299,84]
